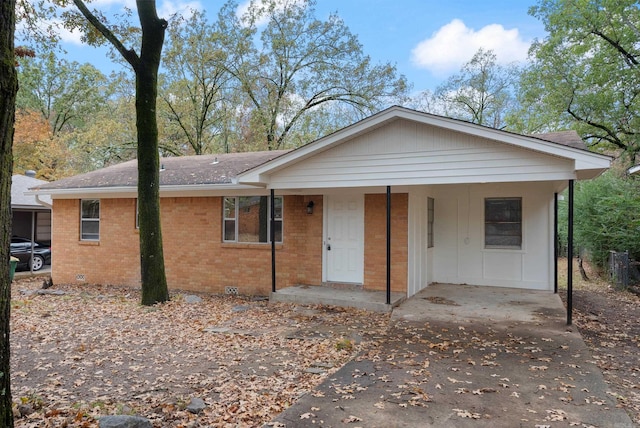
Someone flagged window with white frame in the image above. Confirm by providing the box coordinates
[427,197,435,248]
[81,199,100,240]
[223,196,283,243]
[484,197,522,249]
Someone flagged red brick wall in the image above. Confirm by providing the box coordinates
[52,195,324,295]
[52,193,408,295]
[364,193,408,292]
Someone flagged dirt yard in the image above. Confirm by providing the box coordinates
[558,257,640,424]
[10,279,389,427]
[8,258,640,427]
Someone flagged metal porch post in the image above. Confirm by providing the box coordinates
[30,211,35,274]
[386,186,391,305]
[271,189,276,293]
[554,192,558,294]
[567,181,574,326]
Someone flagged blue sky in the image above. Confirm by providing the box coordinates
[42,0,546,93]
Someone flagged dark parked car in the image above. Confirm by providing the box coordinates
[10,237,51,271]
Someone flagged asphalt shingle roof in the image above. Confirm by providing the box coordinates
[532,130,587,150]
[11,174,51,207]
[30,121,589,193]
[32,151,289,190]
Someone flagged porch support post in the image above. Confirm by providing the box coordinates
[386,186,391,305]
[30,211,35,274]
[567,180,574,326]
[554,192,558,294]
[271,189,276,293]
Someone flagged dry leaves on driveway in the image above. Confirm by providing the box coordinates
[10,279,389,427]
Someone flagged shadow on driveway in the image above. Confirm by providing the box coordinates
[270,284,634,427]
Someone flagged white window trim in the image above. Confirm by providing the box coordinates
[223,196,283,243]
[80,199,100,241]
[484,197,522,250]
[427,197,435,249]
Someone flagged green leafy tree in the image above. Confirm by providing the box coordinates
[512,0,640,162]
[64,0,169,305]
[16,51,109,136]
[0,0,17,425]
[216,0,409,150]
[432,48,519,129]
[160,10,235,155]
[559,171,640,270]
[69,72,138,172]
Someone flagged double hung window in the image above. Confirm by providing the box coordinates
[484,197,522,249]
[223,196,283,243]
[81,199,100,240]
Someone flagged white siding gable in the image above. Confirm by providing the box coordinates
[267,119,575,189]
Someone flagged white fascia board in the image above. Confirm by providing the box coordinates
[237,106,612,185]
[266,171,577,190]
[26,183,266,199]
[25,186,138,199]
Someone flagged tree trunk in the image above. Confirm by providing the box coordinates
[136,1,169,305]
[0,0,16,425]
[578,256,590,282]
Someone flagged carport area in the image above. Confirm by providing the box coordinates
[392,283,566,324]
[272,284,634,427]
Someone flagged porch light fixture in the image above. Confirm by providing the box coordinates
[306,200,314,214]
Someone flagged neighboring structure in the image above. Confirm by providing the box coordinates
[11,172,52,244]
[29,107,611,298]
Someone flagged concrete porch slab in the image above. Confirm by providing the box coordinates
[270,285,406,313]
[392,283,566,324]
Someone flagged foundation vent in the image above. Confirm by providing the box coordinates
[76,274,86,282]
[224,286,239,295]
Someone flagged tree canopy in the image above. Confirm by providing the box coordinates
[213,0,409,150]
[513,0,640,163]
[431,48,519,128]
[160,10,234,155]
[17,51,108,136]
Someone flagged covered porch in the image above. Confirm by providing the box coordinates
[235,107,610,324]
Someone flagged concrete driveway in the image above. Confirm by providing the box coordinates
[270,284,634,427]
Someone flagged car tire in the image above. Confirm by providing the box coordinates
[30,255,44,271]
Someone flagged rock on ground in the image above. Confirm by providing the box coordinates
[99,415,152,428]
[186,397,207,414]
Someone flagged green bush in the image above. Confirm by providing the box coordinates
[559,171,640,270]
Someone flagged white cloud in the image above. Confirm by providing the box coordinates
[90,0,133,7]
[57,23,85,45]
[411,19,531,75]
[236,0,305,27]
[158,1,203,20]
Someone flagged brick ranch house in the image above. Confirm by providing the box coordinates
[30,107,610,300]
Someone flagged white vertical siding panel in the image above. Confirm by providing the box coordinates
[408,188,428,297]
[433,182,553,290]
[433,190,459,282]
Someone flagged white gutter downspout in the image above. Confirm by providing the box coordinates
[35,194,53,209]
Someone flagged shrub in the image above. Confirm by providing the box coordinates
[560,171,640,270]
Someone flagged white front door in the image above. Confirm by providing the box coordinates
[325,194,364,283]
